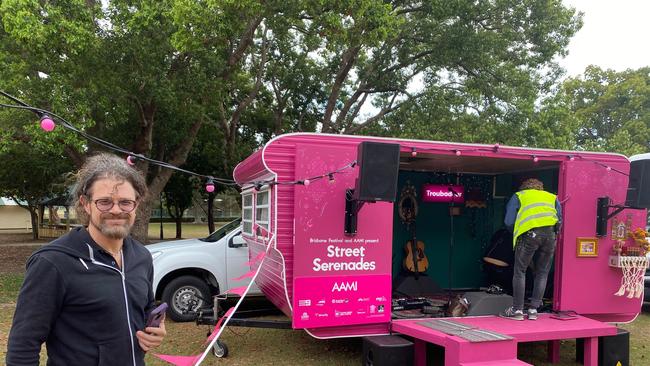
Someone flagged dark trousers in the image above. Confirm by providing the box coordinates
[512,226,556,310]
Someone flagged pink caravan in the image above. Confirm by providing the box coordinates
[233,133,648,364]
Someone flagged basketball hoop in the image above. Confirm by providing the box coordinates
[614,256,649,299]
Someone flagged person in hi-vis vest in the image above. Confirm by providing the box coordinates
[500,178,562,321]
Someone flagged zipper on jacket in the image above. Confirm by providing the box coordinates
[87,244,137,366]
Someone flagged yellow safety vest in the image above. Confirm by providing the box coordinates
[512,189,558,247]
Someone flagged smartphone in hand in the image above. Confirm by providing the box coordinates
[146,303,168,328]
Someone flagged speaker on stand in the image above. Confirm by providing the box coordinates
[596,155,650,237]
[345,141,400,235]
[626,155,650,209]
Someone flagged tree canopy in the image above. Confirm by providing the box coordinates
[6,1,650,240]
[559,66,650,155]
[0,143,73,238]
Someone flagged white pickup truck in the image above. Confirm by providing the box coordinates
[146,219,261,321]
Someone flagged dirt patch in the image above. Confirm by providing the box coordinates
[0,233,48,245]
[0,245,41,274]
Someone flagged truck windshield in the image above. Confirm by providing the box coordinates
[200,218,242,242]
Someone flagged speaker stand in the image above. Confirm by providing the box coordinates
[344,189,368,236]
[447,190,461,304]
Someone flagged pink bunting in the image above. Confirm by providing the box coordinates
[231,270,255,281]
[153,239,271,366]
[244,251,266,266]
[152,354,199,366]
[203,307,236,345]
[226,286,247,296]
[217,307,235,329]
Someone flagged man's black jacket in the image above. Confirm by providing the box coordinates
[7,227,155,366]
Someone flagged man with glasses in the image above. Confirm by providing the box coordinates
[7,153,166,366]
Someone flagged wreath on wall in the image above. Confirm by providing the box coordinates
[398,182,418,225]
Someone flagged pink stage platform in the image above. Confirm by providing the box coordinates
[391,314,617,366]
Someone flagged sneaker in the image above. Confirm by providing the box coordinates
[499,306,524,321]
[527,308,538,320]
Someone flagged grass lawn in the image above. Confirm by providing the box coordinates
[2,268,648,366]
[1,235,648,365]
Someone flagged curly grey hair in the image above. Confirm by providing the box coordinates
[72,153,147,225]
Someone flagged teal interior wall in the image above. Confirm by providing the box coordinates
[392,171,497,289]
[391,168,559,290]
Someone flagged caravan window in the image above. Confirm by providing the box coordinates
[242,193,253,235]
[256,189,270,234]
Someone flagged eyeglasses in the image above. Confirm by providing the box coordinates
[92,198,137,213]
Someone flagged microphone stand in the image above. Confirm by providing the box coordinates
[448,187,458,306]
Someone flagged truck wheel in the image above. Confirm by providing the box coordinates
[212,340,229,358]
[161,275,213,322]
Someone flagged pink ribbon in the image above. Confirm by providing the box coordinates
[152,354,199,366]
[226,286,247,296]
[204,307,236,344]
[244,251,266,266]
[156,232,275,366]
[231,270,255,281]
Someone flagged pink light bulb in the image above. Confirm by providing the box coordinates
[455,150,461,156]
[411,149,417,157]
[533,156,539,163]
[303,179,310,186]
[206,183,215,192]
[494,143,500,150]
[569,156,575,161]
[606,166,612,172]
[126,156,136,166]
[40,117,55,131]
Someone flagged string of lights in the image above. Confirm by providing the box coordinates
[247,160,358,191]
[1,90,627,192]
[0,90,362,190]
[406,144,628,176]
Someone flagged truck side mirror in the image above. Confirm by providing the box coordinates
[229,235,246,248]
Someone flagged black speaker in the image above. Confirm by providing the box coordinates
[362,335,413,366]
[463,291,514,316]
[625,157,650,209]
[354,141,400,202]
[576,328,629,366]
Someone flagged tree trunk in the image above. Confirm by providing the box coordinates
[175,207,182,239]
[175,217,182,239]
[207,192,215,234]
[29,207,39,240]
[131,196,153,243]
[128,107,204,243]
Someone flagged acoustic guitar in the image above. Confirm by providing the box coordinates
[403,239,429,273]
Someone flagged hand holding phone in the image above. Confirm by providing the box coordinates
[146,303,168,328]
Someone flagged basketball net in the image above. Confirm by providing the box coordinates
[614,256,649,298]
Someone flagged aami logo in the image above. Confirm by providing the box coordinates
[332,281,358,292]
